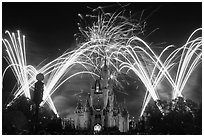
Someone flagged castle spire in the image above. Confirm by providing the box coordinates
[104,56,107,67]
[122,99,128,116]
[107,98,111,108]
[113,95,118,107]
[85,98,91,112]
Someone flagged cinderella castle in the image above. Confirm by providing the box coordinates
[73,58,129,132]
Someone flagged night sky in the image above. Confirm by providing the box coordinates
[2,2,202,119]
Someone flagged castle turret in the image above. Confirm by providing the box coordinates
[106,99,111,111]
[84,98,91,112]
[118,100,129,132]
[105,99,114,128]
[74,99,85,129]
[101,57,110,88]
[84,98,91,129]
[122,100,128,116]
[113,95,119,116]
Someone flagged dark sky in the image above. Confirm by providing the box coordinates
[2,2,202,119]
[3,2,201,51]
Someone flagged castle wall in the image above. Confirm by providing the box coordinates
[74,112,90,130]
[106,112,114,128]
[74,113,79,129]
[118,115,129,132]
[83,112,90,129]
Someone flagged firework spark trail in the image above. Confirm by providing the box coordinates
[153,28,202,99]
[140,44,178,117]
[78,10,139,44]
[77,6,144,55]
[37,42,107,106]
[83,7,184,103]
[172,28,202,99]
[140,28,202,116]
[113,37,181,116]
[38,42,118,111]
[2,31,101,116]
[2,30,36,99]
[38,39,128,112]
[2,31,59,115]
[117,44,160,100]
[77,7,174,117]
[38,34,135,110]
[75,7,147,88]
[76,7,176,117]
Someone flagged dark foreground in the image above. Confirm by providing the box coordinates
[2,96,202,135]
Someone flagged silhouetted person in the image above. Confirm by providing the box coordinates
[33,73,44,134]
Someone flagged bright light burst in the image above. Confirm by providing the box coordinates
[140,28,202,116]
[2,30,38,99]
[164,28,202,99]
[2,6,202,119]
[2,30,100,116]
[74,6,148,91]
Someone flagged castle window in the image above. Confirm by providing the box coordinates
[95,115,101,119]
[96,86,99,92]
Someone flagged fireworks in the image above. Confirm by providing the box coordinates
[165,28,202,99]
[2,6,202,119]
[139,28,202,116]
[3,30,37,99]
[2,30,102,116]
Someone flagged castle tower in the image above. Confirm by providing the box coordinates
[105,99,114,128]
[100,57,112,108]
[90,79,102,107]
[118,100,129,132]
[83,98,91,129]
[89,77,105,130]
[74,99,85,130]
[74,57,129,132]
[100,57,110,88]
[113,95,119,127]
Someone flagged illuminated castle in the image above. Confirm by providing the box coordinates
[74,58,129,132]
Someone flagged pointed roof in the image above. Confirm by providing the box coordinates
[101,56,109,72]
[113,95,119,115]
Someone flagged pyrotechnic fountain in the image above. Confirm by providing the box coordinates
[169,28,202,99]
[3,30,38,100]
[139,28,202,116]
